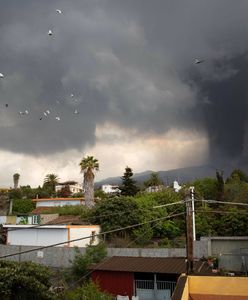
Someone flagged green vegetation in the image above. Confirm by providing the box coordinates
[66,243,107,283]
[0,260,54,299]
[12,199,35,214]
[120,166,139,196]
[60,281,114,300]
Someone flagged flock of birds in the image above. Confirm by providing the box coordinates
[0,8,81,123]
[0,8,205,123]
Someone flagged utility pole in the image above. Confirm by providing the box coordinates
[190,186,196,241]
[185,195,194,274]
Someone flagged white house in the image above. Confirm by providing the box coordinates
[102,184,120,194]
[3,224,101,247]
[32,197,85,208]
[55,181,83,195]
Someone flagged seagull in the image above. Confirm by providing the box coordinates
[43,112,48,117]
[0,73,4,78]
[74,109,79,114]
[46,110,50,114]
[194,58,204,64]
[70,94,74,98]
[19,110,29,115]
[55,116,61,121]
[56,9,62,14]
[48,30,53,36]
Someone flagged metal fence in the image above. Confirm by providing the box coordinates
[135,279,176,295]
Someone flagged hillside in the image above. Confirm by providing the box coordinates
[95,164,219,187]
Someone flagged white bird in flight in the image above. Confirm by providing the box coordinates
[0,73,4,78]
[194,58,204,64]
[19,110,29,115]
[56,9,62,14]
[48,30,53,36]
[55,116,61,121]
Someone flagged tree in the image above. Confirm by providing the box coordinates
[43,174,59,192]
[226,169,248,184]
[13,173,20,189]
[91,196,140,236]
[57,185,72,198]
[120,167,139,196]
[62,281,114,300]
[79,156,99,208]
[144,172,163,188]
[69,243,107,282]
[0,260,54,299]
[192,177,218,200]
[12,199,35,214]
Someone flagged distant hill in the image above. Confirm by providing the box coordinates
[95,165,220,187]
[95,163,248,187]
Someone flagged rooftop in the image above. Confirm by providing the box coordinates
[91,256,212,275]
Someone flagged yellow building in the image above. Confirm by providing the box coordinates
[172,274,248,300]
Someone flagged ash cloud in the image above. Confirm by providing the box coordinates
[0,0,248,166]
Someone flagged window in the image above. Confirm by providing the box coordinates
[32,215,40,225]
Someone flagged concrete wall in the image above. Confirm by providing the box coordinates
[0,237,247,270]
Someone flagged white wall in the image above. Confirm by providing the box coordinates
[7,227,68,247]
[0,216,6,224]
[36,200,82,207]
[69,226,101,247]
[6,225,101,247]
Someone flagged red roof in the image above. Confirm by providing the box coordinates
[92,257,212,275]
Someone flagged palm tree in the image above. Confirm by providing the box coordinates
[79,156,99,208]
[13,173,20,189]
[43,174,59,192]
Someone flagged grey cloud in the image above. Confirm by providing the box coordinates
[0,0,248,166]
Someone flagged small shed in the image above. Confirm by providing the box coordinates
[91,257,193,300]
[91,256,211,300]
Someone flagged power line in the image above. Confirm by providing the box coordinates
[0,211,185,259]
[195,209,248,215]
[153,200,186,208]
[196,199,248,207]
[68,208,182,289]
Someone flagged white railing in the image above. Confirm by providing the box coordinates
[135,279,176,295]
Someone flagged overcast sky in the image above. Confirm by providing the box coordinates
[0,0,248,187]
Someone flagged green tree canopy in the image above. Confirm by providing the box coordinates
[120,166,139,196]
[0,260,54,299]
[43,174,59,192]
[143,172,163,188]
